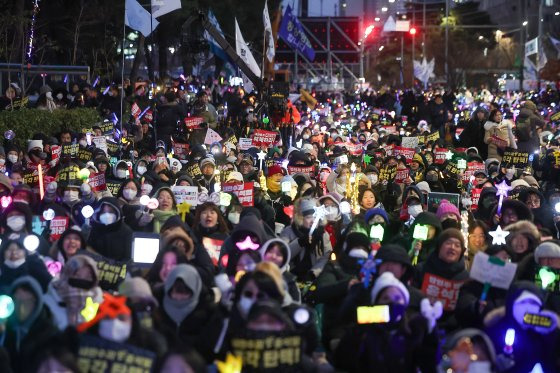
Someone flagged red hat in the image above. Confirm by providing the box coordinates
[267,165,285,177]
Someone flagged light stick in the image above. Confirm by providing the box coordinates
[81,205,94,226]
[309,205,327,238]
[257,150,267,171]
[38,164,44,200]
[495,180,512,215]
[489,226,510,245]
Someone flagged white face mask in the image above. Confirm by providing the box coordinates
[99,212,117,225]
[512,291,542,327]
[116,169,128,179]
[63,190,80,203]
[368,174,378,185]
[325,206,339,221]
[56,93,63,100]
[302,134,310,140]
[98,318,131,343]
[8,155,18,163]
[137,166,147,175]
[7,216,26,232]
[348,248,369,259]
[123,188,137,201]
[408,205,423,218]
[79,140,87,147]
[228,212,240,225]
[238,296,255,319]
[506,168,515,180]
[0,159,5,165]
[4,257,25,269]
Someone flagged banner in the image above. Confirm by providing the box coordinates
[222,182,254,206]
[278,5,315,61]
[378,165,397,182]
[525,37,538,56]
[427,192,460,213]
[394,169,409,184]
[106,182,122,196]
[434,148,447,164]
[263,0,275,62]
[78,334,155,373]
[239,138,254,150]
[230,330,302,372]
[426,131,440,142]
[185,162,202,178]
[421,273,464,311]
[344,142,363,156]
[470,252,517,289]
[287,165,314,176]
[99,121,115,136]
[172,185,199,206]
[235,18,261,91]
[501,148,529,168]
[88,173,107,192]
[393,146,415,163]
[56,165,80,185]
[172,142,190,160]
[184,116,203,130]
[61,143,79,158]
[202,237,224,266]
[47,217,69,242]
[462,162,485,183]
[78,148,93,162]
[92,136,108,155]
[252,130,277,147]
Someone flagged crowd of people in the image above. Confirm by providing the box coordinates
[0,76,559,372]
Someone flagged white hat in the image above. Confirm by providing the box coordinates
[416,181,431,194]
[534,241,560,264]
[511,179,530,189]
[226,171,244,182]
[27,139,43,152]
[370,272,410,305]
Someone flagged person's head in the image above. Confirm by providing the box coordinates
[10,276,43,324]
[489,109,502,123]
[5,204,29,233]
[296,198,317,229]
[3,240,26,265]
[443,329,496,373]
[375,244,412,281]
[158,350,207,373]
[524,191,541,209]
[260,239,290,270]
[370,272,409,307]
[359,187,376,209]
[60,229,85,259]
[63,255,98,290]
[434,95,443,104]
[476,110,486,121]
[438,228,465,264]
[436,199,461,229]
[120,180,139,201]
[156,188,176,211]
[239,156,254,175]
[199,158,215,177]
[534,241,560,269]
[468,220,488,252]
[59,130,72,144]
[235,267,284,318]
[266,166,285,193]
[501,207,518,226]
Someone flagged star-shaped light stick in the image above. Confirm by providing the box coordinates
[216,353,242,373]
[495,180,512,214]
[489,225,510,245]
[236,236,260,251]
[309,205,327,237]
[445,150,454,160]
[257,150,267,170]
[81,297,100,322]
[363,154,372,165]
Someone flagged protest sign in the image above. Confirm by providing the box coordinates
[106,182,121,196]
[427,192,460,213]
[172,185,199,206]
[490,135,508,149]
[381,126,398,134]
[204,128,223,144]
[47,217,69,242]
[470,188,482,210]
[501,148,529,168]
[287,165,315,176]
[61,143,79,158]
[434,148,448,164]
[470,252,517,289]
[78,148,93,162]
[185,162,202,178]
[394,169,409,184]
[83,252,127,290]
[462,162,485,183]
[252,130,277,147]
[223,182,254,206]
[202,237,224,266]
[444,161,460,178]
[239,137,254,150]
[77,334,155,373]
[184,116,204,129]
[56,165,80,185]
[172,142,190,160]
[99,120,115,136]
[106,141,119,156]
[378,165,397,182]
[230,330,302,371]
[393,146,415,163]
[92,136,108,155]
[225,134,238,145]
[401,136,419,149]
[88,173,106,192]
[426,131,440,142]
[421,273,464,311]
[551,111,560,122]
[51,145,61,164]
[345,142,363,156]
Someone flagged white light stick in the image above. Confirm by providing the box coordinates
[489,226,510,245]
[257,150,267,171]
[81,205,94,226]
[23,235,40,253]
[309,205,327,237]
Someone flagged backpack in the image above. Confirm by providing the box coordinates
[515,116,532,142]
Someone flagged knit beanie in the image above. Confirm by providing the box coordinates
[299,198,317,217]
[370,272,410,305]
[534,241,560,264]
[438,228,466,255]
[436,199,460,221]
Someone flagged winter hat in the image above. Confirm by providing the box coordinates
[364,207,389,224]
[267,165,284,177]
[438,228,466,254]
[199,157,215,169]
[226,171,244,182]
[299,198,317,217]
[444,329,496,366]
[27,139,43,152]
[436,199,460,221]
[118,277,158,306]
[370,272,410,305]
[522,175,539,189]
[345,231,371,251]
[412,153,424,166]
[416,181,431,194]
[534,241,560,264]
[511,179,530,189]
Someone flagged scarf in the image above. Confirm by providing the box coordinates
[153,209,178,233]
[163,264,202,327]
[54,279,102,326]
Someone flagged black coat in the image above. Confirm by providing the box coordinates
[455,279,507,329]
[0,255,52,293]
[87,217,133,261]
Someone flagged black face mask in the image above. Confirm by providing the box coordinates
[426,174,438,182]
[68,278,95,289]
[441,218,460,230]
[31,149,47,160]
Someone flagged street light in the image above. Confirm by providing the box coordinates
[409,27,417,36]
[381,7,388,12]
[555,11,559,16]
[522,20,528,26]
[379,45,384,51]
[364,25,375,38]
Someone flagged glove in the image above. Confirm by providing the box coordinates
[461,196,472,208]
[421,298,443,333]
[49,159,58,168]
[136,210,153,226]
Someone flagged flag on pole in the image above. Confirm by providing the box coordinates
[263,0,275,62]
[125,0,159,37]
[549,35,560,58]
[235,18,261,92]
[151,0,181,18]
[204,10,230,63]
[537,44,548,71]
[204,128,223,145]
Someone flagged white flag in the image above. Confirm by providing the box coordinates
[204,128,223,145]
[125,0,159,37]
[525,37,538,57]
[549,35,560,58]
[263,0,275,62]
[537,44,548,71]
[235,18,261,90]
[151,0,181,18]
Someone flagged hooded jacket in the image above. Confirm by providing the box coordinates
[87,197,133,261]
[0,241,52,293]
[259,238,300,303]
[515,104,544,153]
[459,107,488,159]
[483,120,516,161]
[393,211,442,264]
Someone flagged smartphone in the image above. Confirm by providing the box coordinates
[357,305,390,324]
[132,233,160,265]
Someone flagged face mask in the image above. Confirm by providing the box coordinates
[407,205,423,218]
[13,198,28,204]
[137,166,147,175]
[348,248,369,259]
[512,291,541,327]
[0,159,5,166]
[228,212,240,225]
[238,296,255,319]
[4,258,25,269]
[117,169,128,179]
[98,318,132,343]
[68,278,95,289]
[63,190,79,203]
[31,149,47,160]
[141,184,153,195]
[56,93,63,100]
[441,218,460,230]
[368,174,378,185]
[302,134,310,140]
[325,206,339,221]
[99,212,117,225]
[79,140,87,147]
[123,188,137,201]
[506,168,515,180]
[7,216,26,232]
[426,174,438,182]
[8,155,18,163]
